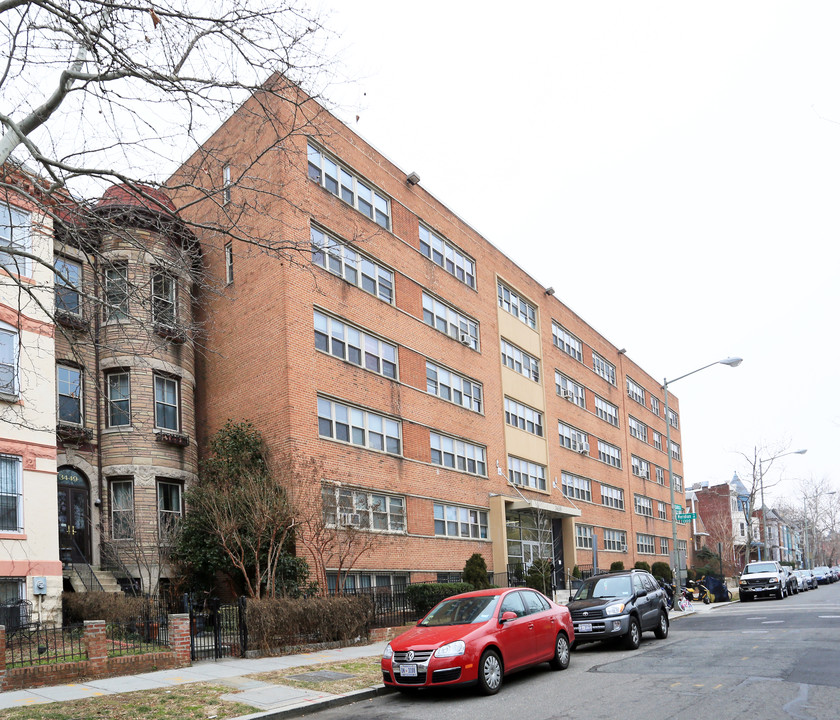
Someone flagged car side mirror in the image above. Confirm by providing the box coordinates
[500,611,518,623]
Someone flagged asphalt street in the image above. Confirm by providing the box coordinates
[299,583,840,720]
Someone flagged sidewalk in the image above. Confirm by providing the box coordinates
[0,600,734,718]
[0,641,389,718]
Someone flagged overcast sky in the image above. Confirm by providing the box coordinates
[316,1,840,505]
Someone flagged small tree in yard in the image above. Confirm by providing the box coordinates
[463,553,490,589]
[651,562,672,581]
[610,561,625,572]
[634,561,651,572]
[178,421,296,599]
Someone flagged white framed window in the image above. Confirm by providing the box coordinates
[158,480,183,536]
[668,408,679,429]
[426,360,482,413]
[650,395,660,416]
[224,242,234,284]
[151,270,177,327]
[420,224,476,288]
[655,466,665,485]
[670,441,682,461]
[601,484,625,510]
[323,485,406,532]
[422,292,479,350]
[0,324,19,398]
[659,537,669,555]
[562,472,592,502]
[629,416,648,442]
[594,396,618,426]
[575,524,593,549]
[430,432,486,476]
[626,377,646,405]
[105,371,131,427]
[104,264,129,322]
[55,256,82,316]
[311,225,394,304]
[314,311,397,379]
[552,322,583,362]
[0,203,31,277]
[500,338,539,381]
[673,474,683,492]
[634,495,653,517]
[154,374,180,431]
[508,456,547,491]
[318,397,401,455]
[631,456,650,480]
[598,440,621,468]
[658,501,667,520]
[637,533,655,554]
[497,281,536,328]
[307,142,390,229]
[434,503,488,539]
[604,529,627,551]
[222,164,231,205]
[555,371,585,408]
[110,478,134,540]
[558,422,589,453]
[653,431,663,451]
[678,539,688,556]
[57,364,82,425]
[592,352,616,385]
[504,398,543,436]
[0,455,23,533]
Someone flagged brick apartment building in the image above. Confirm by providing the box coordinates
[169,79,693,593]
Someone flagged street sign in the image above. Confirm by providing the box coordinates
[676,512,696,522]
[674,504,683,513]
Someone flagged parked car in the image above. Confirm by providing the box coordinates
[565,569,669,650]
[382,587,573,695]
[791,570,810,592]
[782,566,799,595]
[802,569,819,590]
[738,561,788,601]
[813,566,834,585]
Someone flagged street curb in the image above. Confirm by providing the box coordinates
[232,684,395,720]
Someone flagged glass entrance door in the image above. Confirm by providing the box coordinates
[57,468,90,563]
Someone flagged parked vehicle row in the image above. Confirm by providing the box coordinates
[812,566,839,584]
[382,569,671,696]
[739,561,840,601]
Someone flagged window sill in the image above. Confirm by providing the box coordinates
[56,311,89,331]
[154,430,190,447]
[0,391,20,404]
[0,532,26,540]
[101,426,134,434]
[154,323,187,344]
[56,423,93,444]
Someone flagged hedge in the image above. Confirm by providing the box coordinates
[405,583,474,618]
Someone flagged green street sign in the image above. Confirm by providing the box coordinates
[674,504,683,513]
[676,512,696,522]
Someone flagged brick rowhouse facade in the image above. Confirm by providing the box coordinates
[169,80,693,591]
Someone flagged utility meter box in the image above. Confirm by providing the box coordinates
[32,576,47,595]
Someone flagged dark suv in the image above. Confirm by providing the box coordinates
[566,570,669,650]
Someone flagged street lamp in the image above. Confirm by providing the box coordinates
[663,357,742,609]
[804,490,836,569]
[758,449,807,561]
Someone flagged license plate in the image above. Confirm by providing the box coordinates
[578,623,593,633]
[398,664,417,677]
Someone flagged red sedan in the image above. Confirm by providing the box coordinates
[381,587,574,695]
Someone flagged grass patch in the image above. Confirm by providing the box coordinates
[0,683,253,720]
[248,658,383,694]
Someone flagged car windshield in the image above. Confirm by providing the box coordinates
[419,596,500,626]
[814,566,829,573]
[573,576,632,600]
[743,563,777,574]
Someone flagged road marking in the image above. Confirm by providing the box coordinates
[693,684,704,688]
[713,684,723,690]
[741,630,768,634]
[746,617,767,620]
[670,682,682,687]
[818,615,840,618]
[762,621,785,624]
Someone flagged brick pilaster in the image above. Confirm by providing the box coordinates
[167,614,191,666]
[84,620,107,673]
[0,625,6,690]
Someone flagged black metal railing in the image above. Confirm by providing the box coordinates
[67,533,104,593]
[5,624,86,668]
[185,595,246,661]
[107,618,169,657]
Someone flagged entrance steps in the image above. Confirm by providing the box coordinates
[65,565,122,593]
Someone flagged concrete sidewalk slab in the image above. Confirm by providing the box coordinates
[24,684,107,702]
[0,690,54,708]
[84,674,172,693]
[221,684,334,710]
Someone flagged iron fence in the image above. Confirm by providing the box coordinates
[106,618,169,657]
[185,595,246,661]
[5,624,86,668]
[329,586,415,628]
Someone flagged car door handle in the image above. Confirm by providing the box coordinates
[528,623,534,630]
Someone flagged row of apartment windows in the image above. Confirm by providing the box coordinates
[575,526,687,556]
[55,365,182,432]
[110,478,182,540]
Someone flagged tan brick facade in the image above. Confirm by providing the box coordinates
[169,84,692,591]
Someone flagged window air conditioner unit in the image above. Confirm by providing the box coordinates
[339,512,360,526]
[458,332,471,346]
[579,442,590,454]
[562,390,574,400]
[621,544,628,553]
